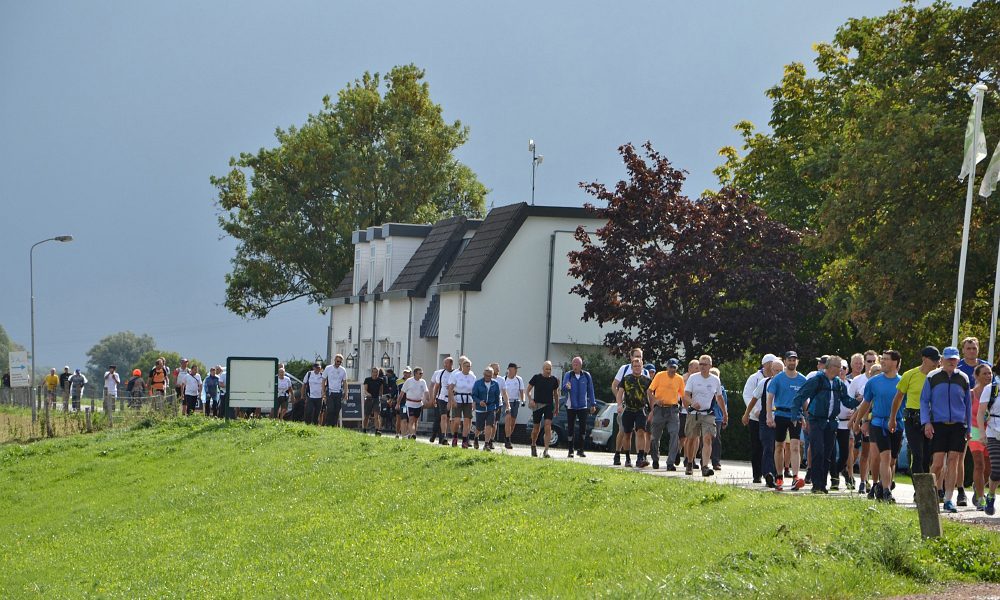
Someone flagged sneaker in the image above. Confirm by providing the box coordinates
[943,500,958,514]
[487,441,495,450]
[713,464,722,471]
[462,439,470,449]
[685,464,693,475]
[410,434,417,440]
[568,450,574,458]
[702,467,714,477]
[957,488,968,507]
[439,438,449,446]
[830,479,840,491]
[652,460,660,470]
[868,483,878,500]
[531,446,538,457]
[452,436,458,447]
[791,478,805,491]
[666,464,677,472]
[637,459,649,469]
[986,495,996,516]
[938,488,945,504]
[577,450,587,458]
[764,473,775,488]
[882,491,896,504]
[613,452,621,465]
[775,477,784,491]
[858,480,867,495]
[752,477,761,484]
[429,434,436,443]
[784,469,793,479]
[674,455,682,467]
[624,458,633,468]
[374,430,381,437]
[811,488,826,494]
[804,475,812,486]
[504,441,513,450]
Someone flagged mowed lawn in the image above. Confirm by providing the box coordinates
[1,418,998,598]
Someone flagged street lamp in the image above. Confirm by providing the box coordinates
[380,352,392,370]
[529,139,544,206]
[30,235,73,424]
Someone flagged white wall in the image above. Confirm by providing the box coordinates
[383,236,422,290]
[450,215,607,379]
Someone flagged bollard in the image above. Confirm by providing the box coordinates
[85,408,92,433]
[912,472,942,538]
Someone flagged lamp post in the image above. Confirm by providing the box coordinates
[380,351,392,371]
[529,139,544,206]
[30,235,74,425]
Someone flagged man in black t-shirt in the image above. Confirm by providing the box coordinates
[362,368,385,435]
[527,361,560,458]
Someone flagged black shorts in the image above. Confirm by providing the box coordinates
[774,416,801,441]
[475,410,496,431]
[931,422,968,454]
[678,412,687,438]
[621,410,647,433]
[532,403,554,423]
[277,396,289,409]
[406,406,422,419]
[184,395,198,411]
[869,425,903,458]
[436,399,449,415]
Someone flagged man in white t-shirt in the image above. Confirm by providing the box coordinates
[847,351,878,494]
[276,367,293,420]
[103,365,121,416]
[501,363,524,450]
[181,365,203,416]
[742,357,781,484]
[303,362,326,425]
[684,354,727,477]
[430,357,454,445]
[401,367,430,440]
[322,354,348,427]
[449,357,477,448]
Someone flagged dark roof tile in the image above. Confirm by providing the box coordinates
[387,215,480,295]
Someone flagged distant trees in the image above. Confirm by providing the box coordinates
[85,332,155,383]
[569,143,818,365]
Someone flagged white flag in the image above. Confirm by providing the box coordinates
[959,85,987,182]
[980,141,1000,197]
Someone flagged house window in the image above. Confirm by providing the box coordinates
[353,249,362,294]
[384,241,392,287]
[369,245,376,289]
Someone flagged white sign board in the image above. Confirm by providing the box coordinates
[8,351,30,388]
[225,357,277,409]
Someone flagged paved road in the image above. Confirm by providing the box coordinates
[413,433,993,524]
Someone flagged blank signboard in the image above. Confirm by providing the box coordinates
[226,357,278,408]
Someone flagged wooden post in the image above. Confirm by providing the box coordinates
[85,408,92,433]
[912,472,942,538]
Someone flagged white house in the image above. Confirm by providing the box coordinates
[322,202,609,380]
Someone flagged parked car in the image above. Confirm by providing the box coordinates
[589,401,618,450]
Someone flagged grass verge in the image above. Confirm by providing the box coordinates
[1,417,998,598]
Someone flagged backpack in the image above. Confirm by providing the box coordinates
[127,377,135,393]
[987,383,1000,423]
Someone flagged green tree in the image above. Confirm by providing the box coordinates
[212,64,488,319]
[0,324,25,377]
[129,350,207,382]
[85,332,156,383]
[717,1,1000,356]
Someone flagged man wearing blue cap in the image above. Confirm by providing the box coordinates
[920,346,973,513]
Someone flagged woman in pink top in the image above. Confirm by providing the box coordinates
[970,364,992,510]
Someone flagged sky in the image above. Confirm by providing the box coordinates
[0,0,954,373]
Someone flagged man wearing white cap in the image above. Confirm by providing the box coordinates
[743,352,778,483]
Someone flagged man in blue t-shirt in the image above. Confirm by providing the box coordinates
[766,351,808,491]
[854,350,903,502]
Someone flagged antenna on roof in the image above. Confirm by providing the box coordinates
[487,201,495,213]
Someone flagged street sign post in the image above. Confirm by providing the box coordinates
[8,351,30,388]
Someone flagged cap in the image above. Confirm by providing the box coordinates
[815,355,829,364]
[784,351,798,359]
[64,365,70,370]
[313,362,322,368]
[403,366,412,373]
[760,353,777,366]
[667,358,679,367]
[75,368,81,373]
[507,362,519,369]
[180,358,188,362]
[942,346,960,360]
[132,369,141,376]
[644,363,656,372]
[921,346,941,361]
[108,365,116,369]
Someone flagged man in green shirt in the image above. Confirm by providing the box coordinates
[617,357,652,468]
[889,346,939,474]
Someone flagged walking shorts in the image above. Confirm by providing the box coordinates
[931,422,968,454]
[451,403,473,419]
[684,413,716,438]
[475,410,497,431]
[773,416,801,441]
[621,409,647,433]
[870,426,903,458]
[532,403,554,423]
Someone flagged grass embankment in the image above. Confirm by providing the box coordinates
[0,403,169,444]
[1,418,998,598]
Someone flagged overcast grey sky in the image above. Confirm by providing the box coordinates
[1,1,949,372]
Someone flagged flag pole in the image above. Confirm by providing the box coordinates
[989,233,1000,364]
[953,84,987,347]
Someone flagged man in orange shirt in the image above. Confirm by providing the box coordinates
[647,358,685,470]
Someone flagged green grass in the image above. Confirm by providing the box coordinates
[1,418,998,598]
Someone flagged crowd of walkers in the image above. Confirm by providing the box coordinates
[17,339,999,517]
[740,338,999,515]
